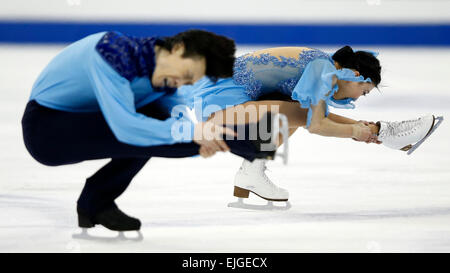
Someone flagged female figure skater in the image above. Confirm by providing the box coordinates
[178,45,442,208]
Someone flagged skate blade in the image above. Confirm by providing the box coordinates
[407,116,444,155]
[227,198,291,211]
[72,228,144,242]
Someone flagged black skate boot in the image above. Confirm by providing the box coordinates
[77,206,141,231]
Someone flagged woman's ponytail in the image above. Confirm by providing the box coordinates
[332,45,381,87]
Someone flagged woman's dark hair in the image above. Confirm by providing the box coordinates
[157,29,236,81]
[332,45,381,87]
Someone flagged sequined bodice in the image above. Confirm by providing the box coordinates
[232,49,332,99]
[95,31,157,82]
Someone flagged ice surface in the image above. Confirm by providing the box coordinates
[1,45,450,252]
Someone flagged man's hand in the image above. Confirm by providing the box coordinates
[193,122,236,158]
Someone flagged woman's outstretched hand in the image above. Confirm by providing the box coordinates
[351,122,373,142]
[352,120,382,144]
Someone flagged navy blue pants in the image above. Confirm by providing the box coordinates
[21,100,261,218]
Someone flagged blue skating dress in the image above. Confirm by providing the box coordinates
[179,48,374,127]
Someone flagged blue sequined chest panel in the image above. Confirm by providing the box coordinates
[95,31,157,82]
[233,49,332,99]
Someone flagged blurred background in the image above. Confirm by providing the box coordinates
[1,0,450,252]
[1,0,449,45]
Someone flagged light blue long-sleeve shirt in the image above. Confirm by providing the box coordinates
[30,32,194,147]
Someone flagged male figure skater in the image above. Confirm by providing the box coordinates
[21,30,280,232]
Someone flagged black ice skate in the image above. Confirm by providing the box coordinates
[73,207,143,241]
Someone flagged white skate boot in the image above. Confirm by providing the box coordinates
[227,159,291,210]
[377,115,444,155]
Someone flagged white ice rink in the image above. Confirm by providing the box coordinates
[1,45,450,252]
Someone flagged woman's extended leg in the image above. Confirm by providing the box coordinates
[206,99,435,206]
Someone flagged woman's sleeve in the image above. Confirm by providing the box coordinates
[86,52,194,146]
[291,58,370,128]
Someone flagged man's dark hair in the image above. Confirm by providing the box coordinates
[332,45,381,87]
[157,29,236,81]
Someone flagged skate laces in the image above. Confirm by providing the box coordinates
[261,166,279,191]
[380,118,420,138]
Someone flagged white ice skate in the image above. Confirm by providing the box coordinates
[227,159,291,210]
[378,115,444,155]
